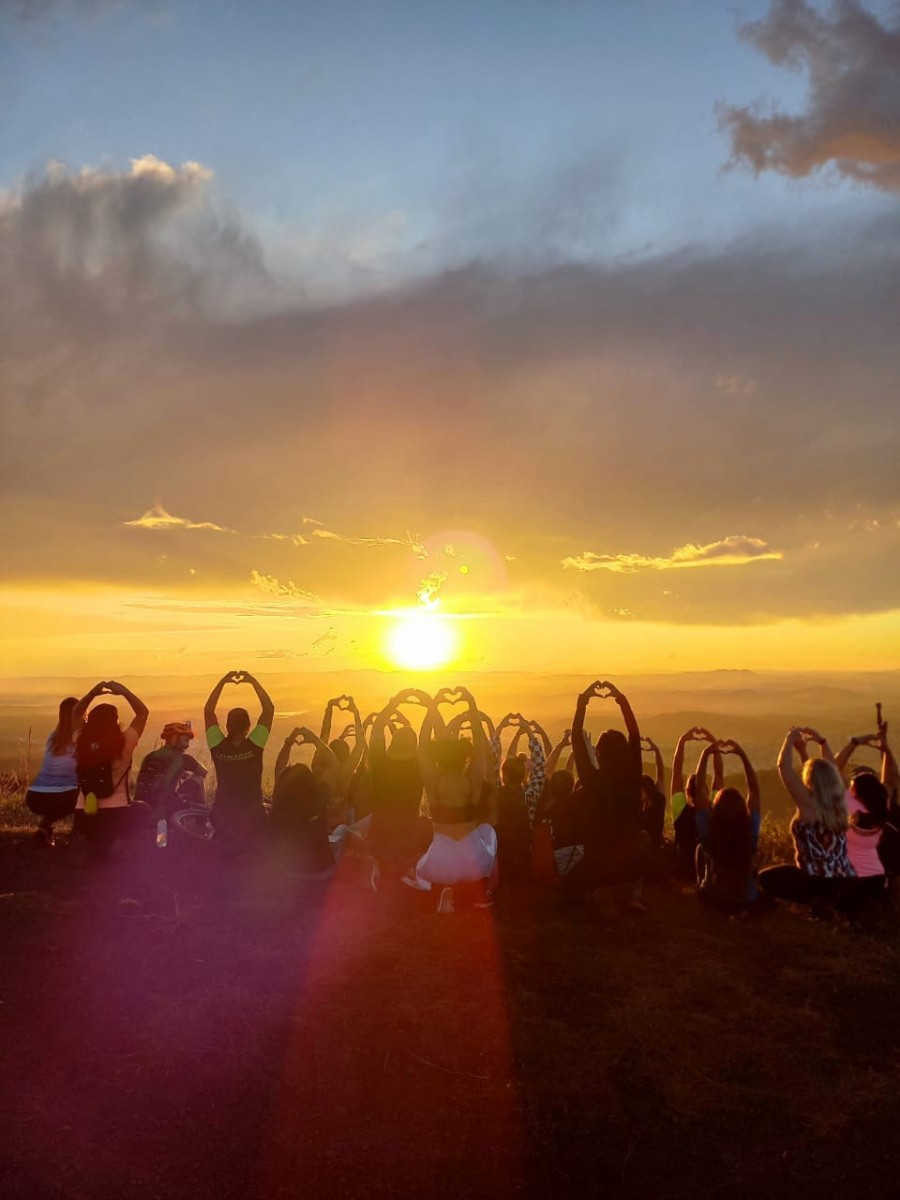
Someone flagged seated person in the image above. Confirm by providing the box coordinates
[404,687,496,914]
[670,726,722,881]
[534,769,584,881]
[270,762,342,880]
[564,681,651,912]
[842,770,889,911]
[758,727,857,915]
[693,739,771,913]
[134,721,207,819]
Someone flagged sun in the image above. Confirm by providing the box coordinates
[386,610,457,671]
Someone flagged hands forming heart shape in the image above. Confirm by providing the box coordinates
[437,688,466,706]
[587,680,614,699]
[337,695,355,711]
[230,670,247,685]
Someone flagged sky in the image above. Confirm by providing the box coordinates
[2,0,900,678]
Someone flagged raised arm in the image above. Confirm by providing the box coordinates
[320,698,338,743]
[344,697,366,771]
[244,672,275,731]
[104,680,149,737]
[458,687,487,796]
[368,704,392,765]
[778,727,817,821]
[545,729,572,778]
[529,720,552,758]
[603,682,642,776]
[711,739,724,793]
[835,732,877,775]
[414,693,443,799]
[506,722,526,760]
[298,726,338,769]
[726,739,760,815]
[693,743,715,811]
[572,683,601,788]
[643,736,665,794]
[802,727,834,765]
[671,728,695,799]
[71,681,108,728]
[204,673,233,731]
[274,729,299,782]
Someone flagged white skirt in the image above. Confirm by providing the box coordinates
[414,824,497,885]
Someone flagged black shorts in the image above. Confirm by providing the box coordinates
[26,789,78,823]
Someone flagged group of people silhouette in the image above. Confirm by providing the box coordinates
[22,672,900,919]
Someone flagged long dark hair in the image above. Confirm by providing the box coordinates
[595,729,639,799]
[851,774,888,830]
[272,763,327,830]
[76,703,125,769]
[49,696,79,756]
[708,787,753,894]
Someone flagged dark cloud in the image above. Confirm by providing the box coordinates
[720,0,900,191]
[2,155,900,625]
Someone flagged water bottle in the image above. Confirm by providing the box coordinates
[156,817,168,849]
[84,792,98,816]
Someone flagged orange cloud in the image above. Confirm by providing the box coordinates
[124,502,235,534]
[248,570,321,604]
[563,535,783,574]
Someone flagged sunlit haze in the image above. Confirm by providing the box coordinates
[3,1,900,681]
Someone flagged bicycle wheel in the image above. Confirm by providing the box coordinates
[170,806,216,843]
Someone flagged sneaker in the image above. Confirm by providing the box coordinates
[437,887,455,915]
[473,886,494,908]
[33,827,55,848]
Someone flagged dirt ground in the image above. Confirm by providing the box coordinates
[2,829,899,1200]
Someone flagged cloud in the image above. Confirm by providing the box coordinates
[3,151,900,626]
[123,502,235,534]
[416,570,449,608]
[261,532,309,547]
[311,527,429,558]
[563,536,784,574]
[716,373,758,396]
[0,155,270,357]
[720,0,900,191]
[249,570,321,605]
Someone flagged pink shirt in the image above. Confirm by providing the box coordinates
[846,823,885,878]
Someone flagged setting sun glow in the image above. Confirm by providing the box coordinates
[386,610,457,671]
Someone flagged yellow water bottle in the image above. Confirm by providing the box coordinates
[84,792,98,816]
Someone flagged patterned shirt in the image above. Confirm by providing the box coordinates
[791,818,855,878]
[489,730,546,826]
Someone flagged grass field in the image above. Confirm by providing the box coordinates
[2,794,900,1200]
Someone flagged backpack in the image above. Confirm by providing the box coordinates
[77,757,129,803]
[133,754,171,808]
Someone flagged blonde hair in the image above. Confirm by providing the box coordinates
[801,759,848,835]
